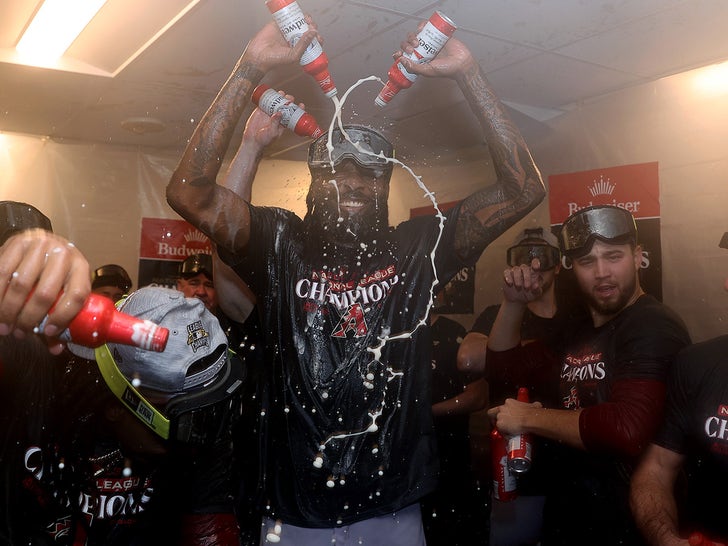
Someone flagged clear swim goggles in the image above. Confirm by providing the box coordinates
[95,344,244,445]
[307,125,394,170]
[558,205,637,257]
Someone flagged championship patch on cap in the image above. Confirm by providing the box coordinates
[110,286,228,394]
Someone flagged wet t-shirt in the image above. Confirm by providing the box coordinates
[485,294,690,545]
[654,336,728,541]
[228,203,467,527]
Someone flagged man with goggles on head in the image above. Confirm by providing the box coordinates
[167,12,545,545]
[458,226,564,545]
[631,231,728,545]
[91,263,133,303]
[485,205,690,545]
[1,280,243,543]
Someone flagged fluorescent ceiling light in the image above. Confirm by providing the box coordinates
[693,60,728,96]
[16,0,108,64]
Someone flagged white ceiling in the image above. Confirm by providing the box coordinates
[1,0,728,162]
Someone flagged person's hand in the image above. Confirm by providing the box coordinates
[394,22,476,80]
[242,95,294,149]
[0,229,90,353]
[501,258,544,304]
[487,397,543,438]
[242,18,320,72]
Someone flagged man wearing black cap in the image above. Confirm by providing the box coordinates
[166,15,545,545]
[486,205,691,545]
[630,232,728,545]
[91,263,133,303]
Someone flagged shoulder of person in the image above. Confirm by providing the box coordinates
[623,294,689,332]
[675,334,728,371]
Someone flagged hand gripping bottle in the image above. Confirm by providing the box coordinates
[39,293,169,352]
[491,427,518,501]
[252,84,324,138]
[507,387,533,473]
[266,0,337,98]
[375,11,456,107]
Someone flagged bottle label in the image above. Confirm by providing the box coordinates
[257,89,305,130]
[270,1,324,66]
[397,20,452,83]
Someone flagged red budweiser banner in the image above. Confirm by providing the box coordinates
[548,161,663,301]
[549,161,659,223]
[138,218,213,288]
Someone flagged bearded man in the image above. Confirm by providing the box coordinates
[166,15,545,546]
[486,205,691,545]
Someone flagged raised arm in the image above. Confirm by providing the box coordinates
[166,21,317,254]
[211,106,288,321]
[486,259,585,449]
[399,32,545,261]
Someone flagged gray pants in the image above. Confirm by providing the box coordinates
[259,503,427,546]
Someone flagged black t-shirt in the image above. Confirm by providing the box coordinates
[471,304,566,497]
[0,343,236,545]
[226,203,468,527]
[485,294,690,545]
[654,336,728,540]
[471,303,566,405]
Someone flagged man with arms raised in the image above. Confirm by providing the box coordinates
[166,16,545,545]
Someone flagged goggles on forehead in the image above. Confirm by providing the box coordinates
[308,125,394,171]
[92,265,132,292]
[95,344,244,445]
[559,205,637,257]
[507,244,560,270]
[180,253,213,277]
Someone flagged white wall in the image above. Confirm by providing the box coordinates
[2,62,727,341]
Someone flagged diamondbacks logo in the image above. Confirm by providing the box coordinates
[332,303,368,338]
[187,320,210,352]
[563,386,580,410]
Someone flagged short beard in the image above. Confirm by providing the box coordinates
[304,196,389,249]
[326,213,383,244]
[584,274,638,316]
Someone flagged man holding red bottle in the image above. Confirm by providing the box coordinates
[166,9,545,546]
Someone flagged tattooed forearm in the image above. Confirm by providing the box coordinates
[182,61,264,187]
[454,64,545,261]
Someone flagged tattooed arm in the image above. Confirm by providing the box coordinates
[211,107,288,322]
[397,31,545,262]
[166,21,318,255]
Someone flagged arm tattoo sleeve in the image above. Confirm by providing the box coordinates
[454,64,545,262]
